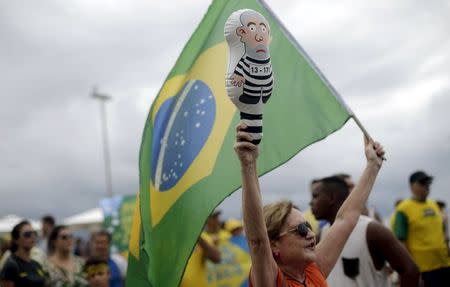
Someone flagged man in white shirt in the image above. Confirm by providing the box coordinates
[310,176,420,287]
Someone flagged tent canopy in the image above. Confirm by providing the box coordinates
[63,208,103,227]
[0,208,104,235]
[0,215,40,234]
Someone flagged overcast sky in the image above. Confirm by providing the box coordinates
[1,0,449,223]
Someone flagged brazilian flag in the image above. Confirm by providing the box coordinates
[126,0,352,286]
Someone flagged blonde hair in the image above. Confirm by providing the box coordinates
[263,200,294,240]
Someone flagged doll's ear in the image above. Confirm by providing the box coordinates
[236,26,246,36]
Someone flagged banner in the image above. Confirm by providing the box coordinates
[100,195,136,256]
[207,234,251,287]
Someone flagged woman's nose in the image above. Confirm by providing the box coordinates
[306,230,315,240]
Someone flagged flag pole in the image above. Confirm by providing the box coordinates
[352,114,387,160]
[351,114,371,140]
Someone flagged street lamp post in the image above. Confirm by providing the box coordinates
[91,86,113,198]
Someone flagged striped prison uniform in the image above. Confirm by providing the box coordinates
[233,54,273,145]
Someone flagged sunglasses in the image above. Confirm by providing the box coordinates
[22,231,37,238]
[278,221,312,239]
[59,234,73,240]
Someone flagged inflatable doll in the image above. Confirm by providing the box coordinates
[224,9,273,145]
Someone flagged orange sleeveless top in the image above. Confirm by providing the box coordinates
[249,263,328,287]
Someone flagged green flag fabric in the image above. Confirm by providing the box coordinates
[127,0,352,286]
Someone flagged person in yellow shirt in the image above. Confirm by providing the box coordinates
[180,231,221,287]
[393,171,450,287]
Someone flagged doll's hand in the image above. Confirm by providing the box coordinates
[231,73,244,87]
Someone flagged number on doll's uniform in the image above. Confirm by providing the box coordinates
[249,64,272,76]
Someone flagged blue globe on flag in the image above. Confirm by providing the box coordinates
[151,79,216,191]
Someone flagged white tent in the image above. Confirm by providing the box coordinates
[0,209,104,236]
[0,215,40,234]
[63,208,103,229]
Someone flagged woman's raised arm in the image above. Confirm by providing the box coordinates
[234,124,278,286]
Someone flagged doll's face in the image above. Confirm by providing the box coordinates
[236,11,271,59]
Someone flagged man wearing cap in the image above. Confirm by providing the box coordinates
[393,171,450,286]
[205,209,230,244]
[225,219,249,253]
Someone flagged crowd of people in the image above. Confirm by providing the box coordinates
[175,126,450,287]
[0,215,127,287]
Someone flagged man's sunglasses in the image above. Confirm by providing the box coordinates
[278,221,312,239]
[22,231,37,238]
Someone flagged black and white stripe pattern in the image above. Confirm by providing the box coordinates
[234,55,273,145]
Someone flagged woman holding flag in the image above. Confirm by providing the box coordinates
[234,123,385,287]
